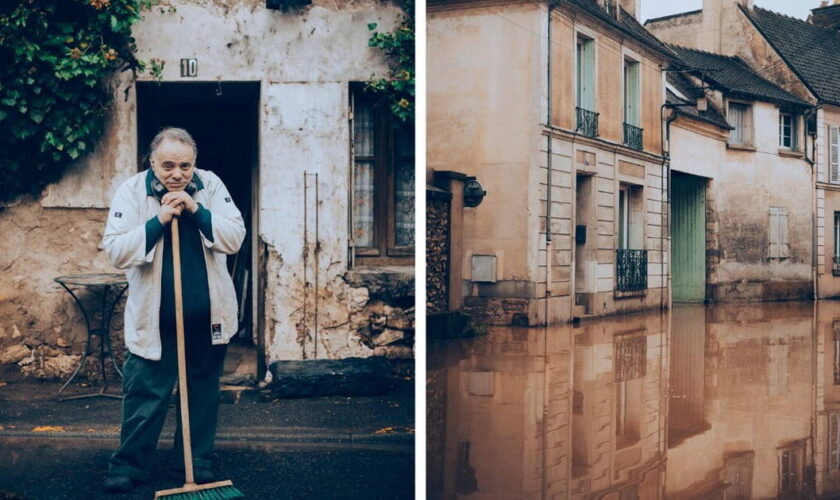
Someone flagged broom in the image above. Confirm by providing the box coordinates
[155,217,244,500]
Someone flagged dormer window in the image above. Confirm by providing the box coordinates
[728,101,753,146]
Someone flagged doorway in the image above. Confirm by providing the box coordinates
[575,173,595,313]
[136,81,262,383]
[671,172,707,303]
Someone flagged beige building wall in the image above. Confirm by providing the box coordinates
[816,106,840,298]
[428,1,545,326]
[670,100,813,302]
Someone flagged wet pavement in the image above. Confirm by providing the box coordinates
[427,301,840,499]
[0,377,414,499]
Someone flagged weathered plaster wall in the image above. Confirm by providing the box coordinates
[644,11,703,49]
[0,0,413,377]
[428,2,543,311]
[816,107,840,298]
[670,101,813,302]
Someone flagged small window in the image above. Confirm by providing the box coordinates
[351,85,415,266]
[779,112,797,150]
[728,102,753,146]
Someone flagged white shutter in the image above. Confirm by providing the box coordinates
[769,208,780,258]
[831,413,840,471]
[779,209,789,258]
[830,126,839,184]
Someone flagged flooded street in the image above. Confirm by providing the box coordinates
[427,301,840,499]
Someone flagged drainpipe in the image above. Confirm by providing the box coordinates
[544,0,553,328]
[806,104,822,301]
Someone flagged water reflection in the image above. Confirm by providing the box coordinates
[427,301,840,499]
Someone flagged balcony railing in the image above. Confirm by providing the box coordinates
[616,249,648,292]
[576,107,599,138]
[834,256,840,276]
[623,123,643,151]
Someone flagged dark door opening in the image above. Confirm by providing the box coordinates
[137,81,261,382]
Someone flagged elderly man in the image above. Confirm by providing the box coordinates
[101,127,245,493]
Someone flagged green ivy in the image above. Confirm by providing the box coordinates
[367,0,414,123]
[0,0,157,203]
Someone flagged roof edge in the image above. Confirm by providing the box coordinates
[644,9,702,25]
[738,3,823,103]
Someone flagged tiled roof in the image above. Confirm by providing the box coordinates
[563,0,680,63]
[669,45,810,109]
[666,72,732,130]
[743,6,840,106]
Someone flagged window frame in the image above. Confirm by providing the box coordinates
[727,100,753,147]
[779,111,797,150]
[350,84,414,266]
[575,31,597,113]
[622,56,641,128]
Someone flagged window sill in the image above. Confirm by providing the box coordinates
[726,143,757,152]
[778,148,804,159]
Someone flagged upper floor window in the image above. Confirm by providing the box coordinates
[351,85,415,266]
[576,35,596,112]
[728,101,753,146]
[623,59,640,127]
[779,111,797,150]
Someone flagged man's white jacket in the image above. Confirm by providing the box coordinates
[102,168,246,361]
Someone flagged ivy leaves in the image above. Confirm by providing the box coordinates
[367,0,414,123]
[0,0,148,203]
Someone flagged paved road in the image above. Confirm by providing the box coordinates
[0,437,414,500]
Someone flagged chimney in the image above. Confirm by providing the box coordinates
[812,1,840,30]
[701,0,753,54]
[620,0,640,19]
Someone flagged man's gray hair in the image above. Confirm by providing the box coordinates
[149,127,198,160]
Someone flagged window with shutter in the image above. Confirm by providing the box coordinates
[830,126,839,184]
[576,36,596,112]
[624,59,640,126]
[831,413,840,471]
[728,102,752,146]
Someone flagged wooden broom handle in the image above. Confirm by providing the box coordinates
[171,217,195,486]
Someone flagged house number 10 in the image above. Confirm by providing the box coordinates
[180,59,198,77]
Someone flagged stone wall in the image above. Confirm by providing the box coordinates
[427,191,451,314]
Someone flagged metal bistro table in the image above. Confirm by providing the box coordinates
[54,273,128,401]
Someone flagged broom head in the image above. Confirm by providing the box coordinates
[154,479,244,499]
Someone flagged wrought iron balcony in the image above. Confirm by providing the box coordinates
[833,256,840,276]
[623,123,643,151]
[576,107,599,138]
[616,249,648,292]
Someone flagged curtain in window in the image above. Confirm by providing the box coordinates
[394,126,415,247]
[729,104,746,144]
[353,99,375,248]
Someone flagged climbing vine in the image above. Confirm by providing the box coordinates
[367,0,414,123]
[0,0,160,203]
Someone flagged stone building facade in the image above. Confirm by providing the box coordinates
[0,0,415,379]
[428,0,674,326]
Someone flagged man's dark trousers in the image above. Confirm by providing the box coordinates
[108,324,227,482]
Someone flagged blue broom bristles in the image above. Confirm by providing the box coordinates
[157,485,244,500]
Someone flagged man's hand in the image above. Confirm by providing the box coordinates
[157,203,183,225]
[161,191,199,215]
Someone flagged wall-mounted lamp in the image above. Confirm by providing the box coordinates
[463,178,487,208]
[696,95,708,112]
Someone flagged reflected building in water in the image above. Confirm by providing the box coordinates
[427,302,840,499]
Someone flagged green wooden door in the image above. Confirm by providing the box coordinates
[672,173,706,302]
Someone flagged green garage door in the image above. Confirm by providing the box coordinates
[672,173,706,303]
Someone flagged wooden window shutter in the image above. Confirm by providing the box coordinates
[831,413,840,471]
[769,208,780,258]
[830,125,839,184]
[779,208,790,258]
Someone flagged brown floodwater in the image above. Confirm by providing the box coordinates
[427,301,840,499]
